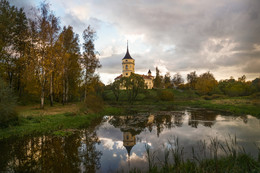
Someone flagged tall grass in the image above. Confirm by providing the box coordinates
[140,136,260,173]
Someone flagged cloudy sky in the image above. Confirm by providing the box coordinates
[11,0,260,84]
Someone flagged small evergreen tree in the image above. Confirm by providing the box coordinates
[153,67,163,89]
[0,77,18,127]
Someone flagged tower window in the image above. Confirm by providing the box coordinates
[126,60,128,62]
[126,65,128,69]
[126,73,128,76]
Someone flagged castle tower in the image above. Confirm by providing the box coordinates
[148,69,151,76]
[123,131,136,157]
[122,41,135,77]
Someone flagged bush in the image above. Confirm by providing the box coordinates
[201,94,226,100]
[157,90,174,101]
[143,90,157,100]
[250,92,260,99]
[80,94,104,114]
[0,78,18,127]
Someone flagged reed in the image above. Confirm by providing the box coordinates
[139,136,260,173]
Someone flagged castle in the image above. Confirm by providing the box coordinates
[115,42,154,89]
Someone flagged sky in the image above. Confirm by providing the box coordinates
[10,0,260,84]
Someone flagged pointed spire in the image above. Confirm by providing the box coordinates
[123,40,133,59]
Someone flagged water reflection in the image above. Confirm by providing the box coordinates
[0,118,103,172]
[188,110,217,128]
[0,109,259,172]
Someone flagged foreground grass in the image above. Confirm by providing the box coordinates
[130,154,260,173]
[0,103,123,140]
[131,137,260,173]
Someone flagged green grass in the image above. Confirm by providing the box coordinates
[0,105,123,140]
[130,136,260,173]
[103,89,260,117]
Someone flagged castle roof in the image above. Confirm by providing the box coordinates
[141,74,153,80]
[125,146,134,157]
[122,41,133,60]
[114,74,153,80]
[115,74,123,80]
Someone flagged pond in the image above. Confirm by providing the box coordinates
[0,109,259,172]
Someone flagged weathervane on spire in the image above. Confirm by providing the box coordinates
[127,40,129,52]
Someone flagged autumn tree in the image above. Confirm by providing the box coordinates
[187,71,198,89]
[55,26,81,104]
[238,75,246,83]
[82,26,101,102]
[195,72,218,95]
[164,72,172,88]
[153,67,163,89]
[172,72,184,87]
[19,2,60,108]
[46,7,60,106]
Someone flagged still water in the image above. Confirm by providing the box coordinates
[0,109,259,172]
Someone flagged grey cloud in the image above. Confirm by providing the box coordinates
[87,0,260,75]
[99,54,123,74]
[243,59,260,73]
[10,0,260,78]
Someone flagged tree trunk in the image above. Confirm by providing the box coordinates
[65,76,69,103]
[50,72,53,106]
[41,86,45,109]
[8,71,13,89]
[62,73,66,105]
[84,84,87,103]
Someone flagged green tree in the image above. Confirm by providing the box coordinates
[218,75,255,97]
[187,71,198,89]
[153,67,163,88]
[0,0,28,93]
[0,77,18,127]
[111,79,121,101]
[251,78,260,92]
[122,73,145,103]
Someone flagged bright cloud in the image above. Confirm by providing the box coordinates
[11,0,260,84]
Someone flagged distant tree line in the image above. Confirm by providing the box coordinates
[153,67,260,97]
[0,0,102,110]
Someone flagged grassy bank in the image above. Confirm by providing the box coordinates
[103,89,260,117]
[0,103,123,140]
[130,137,260,173]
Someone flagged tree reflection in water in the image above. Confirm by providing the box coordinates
[0,119,103,172]
[188,110,218,128]
[79,129,102,172]
[0,110,254,172]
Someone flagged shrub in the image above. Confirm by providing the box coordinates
[80,94,104,114]
[157,90,174,101]
[250,92,260,99]
[0,78,18,127]
[201,94,226,100]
